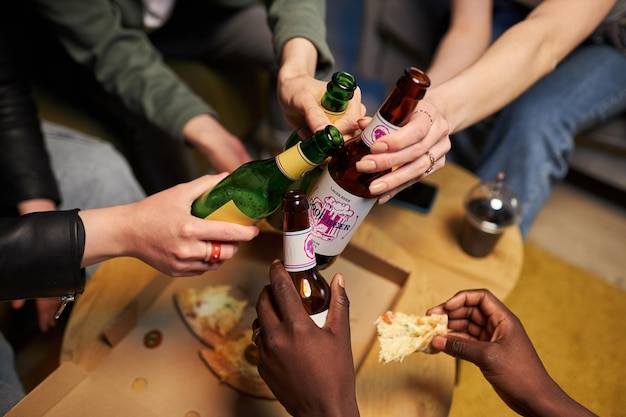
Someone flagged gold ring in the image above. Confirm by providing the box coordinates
[205,241,221,264]
[425,151,436,174]
[418,109,433,125]
[252,327,262,346]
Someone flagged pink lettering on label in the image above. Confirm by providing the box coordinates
[309,195,356,242]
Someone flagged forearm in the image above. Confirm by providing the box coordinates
[0,37,61,207]
[279,38,318,80]
[518,378,598,417]
[266,0,333,76]
[427,0,492,87]
[428,0,616,133]
[32,0,212,141]
[78,204,133,267]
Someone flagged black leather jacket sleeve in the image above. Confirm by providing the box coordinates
[0,209,85,301]
[0,33,61,215]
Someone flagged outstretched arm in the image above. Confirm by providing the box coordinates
[79,174,259,277]
[427,0,617,133]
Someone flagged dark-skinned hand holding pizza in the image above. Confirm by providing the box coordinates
[427,289,597,417]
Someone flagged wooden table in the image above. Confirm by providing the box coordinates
[59,163,523,417]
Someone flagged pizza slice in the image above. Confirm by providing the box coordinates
[174,285,248,347]
[375,311,449,363]
[200,329,275,400]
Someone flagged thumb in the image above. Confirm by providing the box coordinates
[187,173,229,200]
[325,273,350,333]
[433,335,488,366]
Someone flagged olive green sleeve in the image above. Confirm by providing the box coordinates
[32,0,214,141]
[265,0,335,77]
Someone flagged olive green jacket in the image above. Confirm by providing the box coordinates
[32,0,334,141]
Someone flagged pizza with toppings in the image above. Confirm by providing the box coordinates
[375,311,449,363]
[175,284,274,399]
[175,285,248,347]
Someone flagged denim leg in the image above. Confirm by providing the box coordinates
[475,44,626,238]
[0,332,24,416]
[42,121,146,211]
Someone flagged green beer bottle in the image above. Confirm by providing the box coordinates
[283,71,357,150]
[191,125,344,225]
[265,72,357,231]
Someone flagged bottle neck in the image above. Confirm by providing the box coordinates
[283,190,317,272]
[298,125,343,163]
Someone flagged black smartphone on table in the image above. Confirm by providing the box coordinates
[389,181,438,214]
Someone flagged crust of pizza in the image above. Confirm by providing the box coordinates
[375,311,449,363]
[200,330,275,400]
[174,285,248,347]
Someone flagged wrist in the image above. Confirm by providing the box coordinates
[518,377,595,417]
[279,38,317,80]
[17,198,57,215]
[296,394,360,417]
[79,204,133,266]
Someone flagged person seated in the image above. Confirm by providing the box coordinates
[8,0,360,194]
[418,0,626,237]
[254,260,598,417]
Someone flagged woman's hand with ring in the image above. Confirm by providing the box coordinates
[354,100,451,202]
[86,174,259,277]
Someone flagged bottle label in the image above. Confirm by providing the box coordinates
[324,109,343,123]
[284,227,317,272]
[205,200,257,225]
[276,142,316,180]
[360,111,400,147]
[310,309,328,328]
[308,170,376,257]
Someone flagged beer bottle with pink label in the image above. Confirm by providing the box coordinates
[283,190,331,327]
[308,67,431,269]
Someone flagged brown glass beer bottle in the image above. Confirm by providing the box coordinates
[308,67,431,269]
[283,190,331,327]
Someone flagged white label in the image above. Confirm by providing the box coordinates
[360,111,400,147]
[308,169,376,257]
[310,309,328,327]
[284,227,316,272]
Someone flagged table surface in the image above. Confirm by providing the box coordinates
[60,163,524,417]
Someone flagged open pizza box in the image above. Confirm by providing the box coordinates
[9,232,411,417]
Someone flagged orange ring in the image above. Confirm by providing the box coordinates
[205,241,221,263]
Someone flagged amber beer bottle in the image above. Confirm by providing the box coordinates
[283,71,357,150]
[308,67,431,269]
[283,190,331,327]
[191,126,344,225]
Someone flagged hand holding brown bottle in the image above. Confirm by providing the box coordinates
[255,260,360,417]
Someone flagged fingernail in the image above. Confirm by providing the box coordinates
[356,159,376,172]
[335,273,345,288]
[431,336,447,350]
[378,193,392,204]
[369,181,387,194]
[370,142,388,153]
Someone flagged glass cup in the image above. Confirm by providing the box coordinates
[459,176,522,257]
